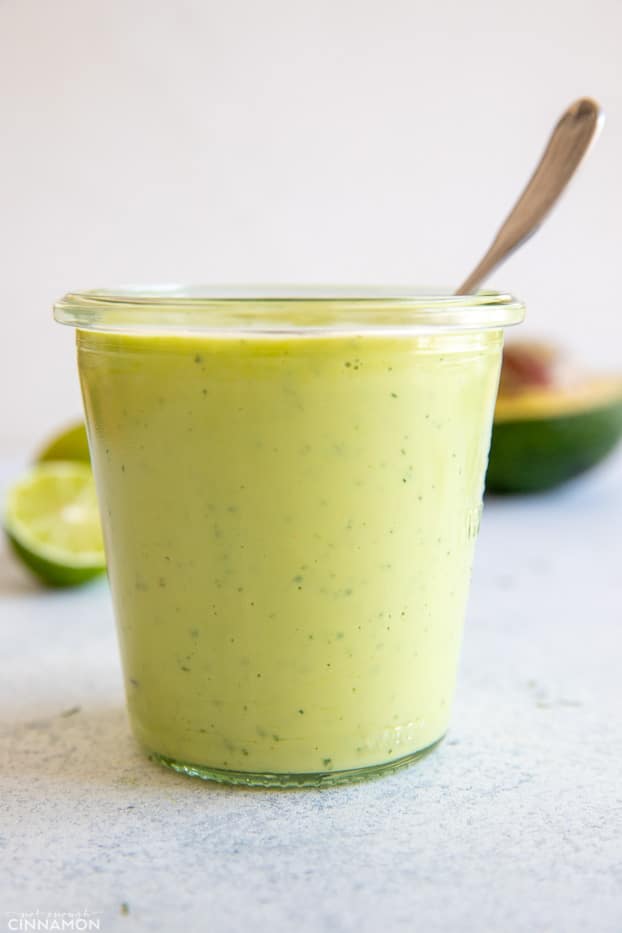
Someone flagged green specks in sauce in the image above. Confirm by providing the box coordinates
[80,325,502,777]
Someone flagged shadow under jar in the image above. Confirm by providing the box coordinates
[54,286,524,787]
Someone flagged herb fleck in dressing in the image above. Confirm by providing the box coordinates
[78,329,501,776]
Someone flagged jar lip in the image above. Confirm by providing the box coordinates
[54,283,525,334]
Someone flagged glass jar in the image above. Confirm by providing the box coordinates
[55,286,524,786]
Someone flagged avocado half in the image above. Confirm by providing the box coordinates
[486,349,622,494]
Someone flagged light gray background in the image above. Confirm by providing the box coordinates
[1,0,621,452]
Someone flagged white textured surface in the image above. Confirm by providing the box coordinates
[1,455,621,932]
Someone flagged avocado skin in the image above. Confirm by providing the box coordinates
[486,399,622,494]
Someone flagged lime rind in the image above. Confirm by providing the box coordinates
[6,533,104,587]
[36,421,90,464]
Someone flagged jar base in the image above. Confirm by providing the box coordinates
[145,736,445,788]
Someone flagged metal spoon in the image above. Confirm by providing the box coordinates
[456,97,603,295]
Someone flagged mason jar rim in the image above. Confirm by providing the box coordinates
[54,284,525,335]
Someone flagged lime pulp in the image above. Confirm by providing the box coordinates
[3,461,105,586]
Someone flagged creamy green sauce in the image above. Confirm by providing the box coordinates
[78,328,502,774]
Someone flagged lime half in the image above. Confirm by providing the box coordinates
[36,421,90,464]
[3,461,105,586]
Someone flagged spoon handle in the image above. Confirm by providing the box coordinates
[456,97,604,295]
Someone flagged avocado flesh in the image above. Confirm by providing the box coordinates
[486,378,622,494]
